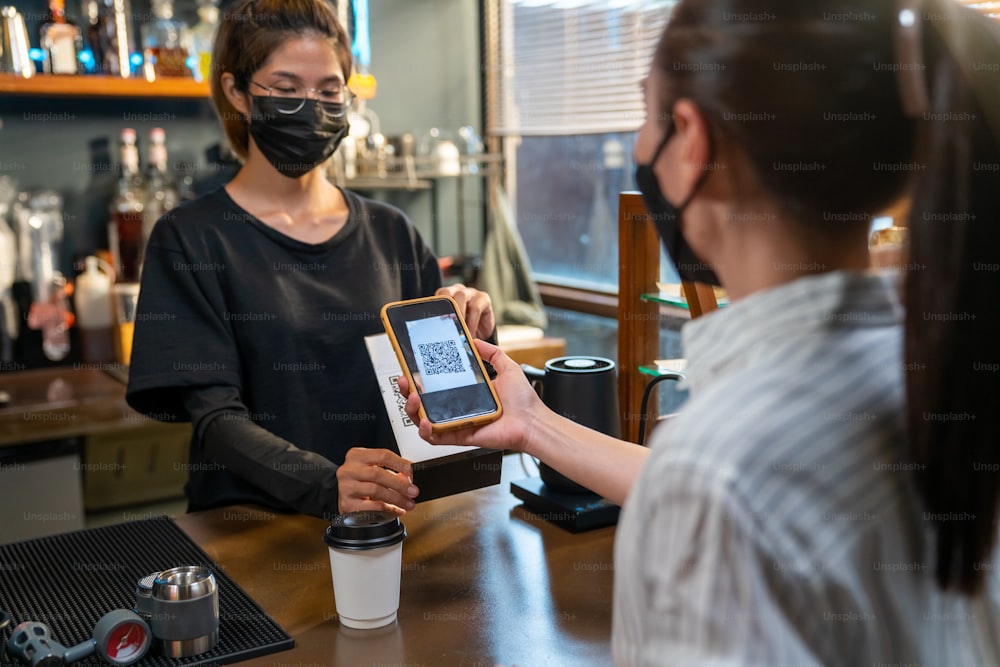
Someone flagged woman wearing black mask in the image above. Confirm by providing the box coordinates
[403,0,1000,663]
[126,0,494,518]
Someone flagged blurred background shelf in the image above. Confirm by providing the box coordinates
[640,283,729,310]
[0,73,209,98]
[639,359,687,379]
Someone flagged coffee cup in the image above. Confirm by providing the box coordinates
[324,511,406,629]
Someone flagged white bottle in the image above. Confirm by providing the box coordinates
[74,255,115,364]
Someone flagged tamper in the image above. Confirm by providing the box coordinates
[5,609,151,666]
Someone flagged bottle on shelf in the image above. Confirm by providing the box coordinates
[74,255,115,363]
[141,0,194,80]
[26,274,73,361]
[190,0,219,83]
[21,191,72,361]
[38,0,84,75]
[109,128,146,284]
[175,160,198,202]
[81,0,102,73]
[142,127,178,246]
[82,0,136,78]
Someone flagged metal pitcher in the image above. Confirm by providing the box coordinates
[522,356,621,493]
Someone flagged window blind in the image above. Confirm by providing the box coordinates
[484,1,998,138]
[485,0,676,137]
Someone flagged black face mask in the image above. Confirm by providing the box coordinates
[634,124,721,286]
[248,95,350,178]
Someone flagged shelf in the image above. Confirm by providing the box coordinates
[640,292,730,310]
[641,283,729,309]
[618,193,723,442]
[0,73,209,98]
[640,291,688,309]
[639,359,687,379]
[340,175,434,191]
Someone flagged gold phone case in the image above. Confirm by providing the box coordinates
[380,295,503,433]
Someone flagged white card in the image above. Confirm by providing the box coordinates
[364,333,479,463]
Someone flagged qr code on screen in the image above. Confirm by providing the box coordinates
[418,340,464,375]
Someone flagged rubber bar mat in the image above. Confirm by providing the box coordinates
[0,516,294,665]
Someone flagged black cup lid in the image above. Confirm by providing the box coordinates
[325,511,406,550]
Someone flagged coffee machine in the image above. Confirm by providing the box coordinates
[510,356,622,531]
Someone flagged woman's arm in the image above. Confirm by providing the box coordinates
[401,339,648,506]
[184,386,417,516]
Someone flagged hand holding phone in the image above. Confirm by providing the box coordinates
[381,295,503,433]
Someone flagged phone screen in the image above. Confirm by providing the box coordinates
[384,299,498,425]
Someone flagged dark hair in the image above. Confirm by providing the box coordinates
[210,0,353,159]
[904,3,1000,594]
[654,0,1000,594]
[655,2,916,232]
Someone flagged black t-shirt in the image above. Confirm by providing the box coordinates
[126,186,442,513]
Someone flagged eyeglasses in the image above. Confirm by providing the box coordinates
[250,79,354,116]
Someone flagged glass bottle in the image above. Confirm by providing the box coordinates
[142,127,178,247]
[82,0,103,72]
[175,160,198,202]
[38,0,84,75]
[22,191,71,361]
[141,0,193,80]
[82,0,136,78]
[109,128,146,283]
[190,0,218,83]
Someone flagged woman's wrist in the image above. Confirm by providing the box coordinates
[519,403,561,460]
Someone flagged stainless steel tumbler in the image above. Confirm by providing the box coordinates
[149,565,219,658]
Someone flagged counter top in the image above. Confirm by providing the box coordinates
[0,366,151,448]
[174,454,616,666]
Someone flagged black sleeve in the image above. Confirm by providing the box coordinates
[183,385,340,518]
[418,233,444,295]
[126,217,243,421]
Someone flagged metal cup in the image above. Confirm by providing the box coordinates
[149,565,219,658]
[1,7,34,79]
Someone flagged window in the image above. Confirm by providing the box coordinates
[485,0,677,293]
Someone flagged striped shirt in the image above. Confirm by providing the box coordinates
[613,271,1000,666]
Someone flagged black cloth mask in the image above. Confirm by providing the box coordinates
[248,95,350,178]
[634,124,721,286]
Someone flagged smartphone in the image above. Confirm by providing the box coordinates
[380,295,502,432]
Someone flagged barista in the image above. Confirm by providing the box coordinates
[126,0,494,518]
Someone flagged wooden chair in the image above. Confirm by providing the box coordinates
[617,192,718,443]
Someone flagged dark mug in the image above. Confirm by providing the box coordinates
[521,356,621,493]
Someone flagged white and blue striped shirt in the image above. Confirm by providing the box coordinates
[614,271,1000,666]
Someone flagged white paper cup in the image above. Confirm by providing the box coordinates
[324,512,406,630]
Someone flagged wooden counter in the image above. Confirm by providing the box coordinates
[0,367,192,541]
[175,455,616,666]
[0,367,147,448]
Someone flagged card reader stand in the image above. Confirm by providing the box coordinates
[510,477,619,532]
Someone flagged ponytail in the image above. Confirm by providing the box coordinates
[906,0,1000,595]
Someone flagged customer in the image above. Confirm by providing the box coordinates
[403,0,1000,663]
[126,0,494,518]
